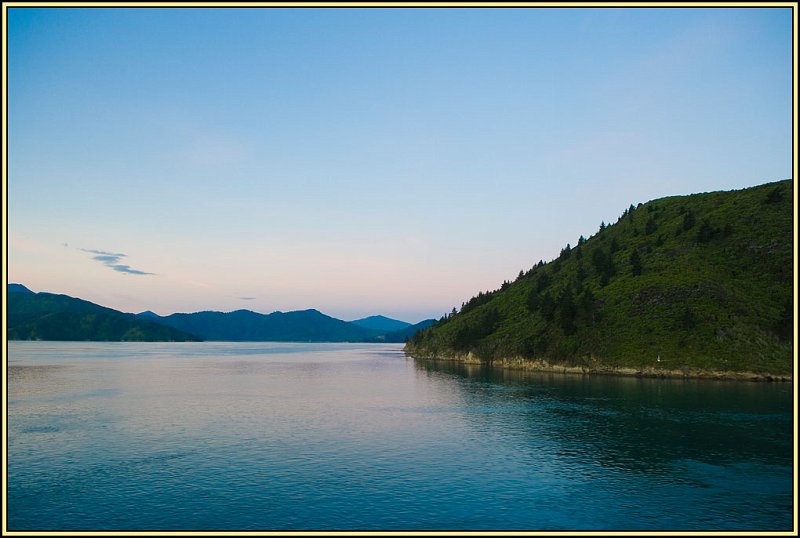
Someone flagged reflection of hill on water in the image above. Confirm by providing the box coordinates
[411,358,793,476]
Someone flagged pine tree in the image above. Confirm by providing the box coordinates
[681,307,697,330]
[540,293,556,321]
[682,209,696,231]
[536,273,551,292]
[630,249,642,276]
[592,248,608,274]
[576,261,587,282]
[579,287,596,317]
[557,287,577,335]
[645,216,657,235]
[526,290,539,313]
[697,219,714,242]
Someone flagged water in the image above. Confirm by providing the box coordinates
[7,341,794,531]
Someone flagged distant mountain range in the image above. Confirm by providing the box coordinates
[366,319,437,343]
[7,285,435,343]
[139,308,383,342]
[8,283,35,295]
[350,315,412,332]
[7,288,200,342]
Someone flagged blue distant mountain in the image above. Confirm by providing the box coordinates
[8,284,434,343]
[363,318,437,343]
[383,319,437,342]
[8,290,200,342]
[350,315,412,333]
[148,308,384,342]
[8,283,35,294]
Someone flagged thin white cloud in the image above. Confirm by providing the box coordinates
[78,248,155,276]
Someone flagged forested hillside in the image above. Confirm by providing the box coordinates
[406,180,794,377]
[8,290,201,342]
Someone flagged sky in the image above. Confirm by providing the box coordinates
[6,6,794,323]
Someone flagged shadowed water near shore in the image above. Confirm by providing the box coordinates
[8,342,793,531]
[412,358,792,469]
[405,351,793,382]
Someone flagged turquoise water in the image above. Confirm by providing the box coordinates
[7,341,794,531]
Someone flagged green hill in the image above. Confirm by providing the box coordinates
[8,289,201,342]
[406,180,794,379]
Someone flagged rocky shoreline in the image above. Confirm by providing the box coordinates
[404,350,793,382]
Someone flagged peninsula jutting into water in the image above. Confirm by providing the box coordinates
[406,180,793,381]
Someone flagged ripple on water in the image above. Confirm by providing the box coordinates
[7,342,794,532]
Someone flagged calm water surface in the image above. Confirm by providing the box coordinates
[7,341,794,531]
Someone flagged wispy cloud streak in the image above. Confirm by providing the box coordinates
[78,248,155,276]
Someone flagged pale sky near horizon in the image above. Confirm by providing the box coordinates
[7,6,794,323]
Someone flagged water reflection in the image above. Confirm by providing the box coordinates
[410,358,793,475]
[8,343,793,531]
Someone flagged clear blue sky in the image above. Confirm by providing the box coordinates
[7,6,793,323]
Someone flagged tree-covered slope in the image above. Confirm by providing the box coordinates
[8,290,202,342]
[406,180,794,376]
